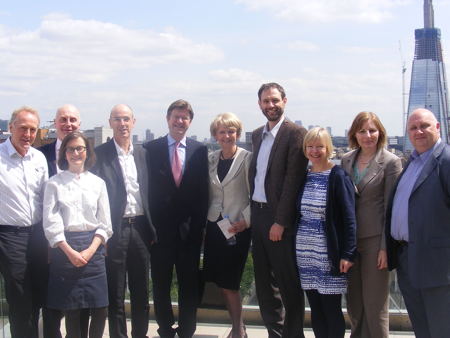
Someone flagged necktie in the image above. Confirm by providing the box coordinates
[172,142,182,187]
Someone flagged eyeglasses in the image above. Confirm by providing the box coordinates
[66,146,86,153]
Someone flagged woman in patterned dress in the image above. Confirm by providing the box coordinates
[296,127,357,338]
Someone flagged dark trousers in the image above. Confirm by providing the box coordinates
[65,307,107,338]
[397,246,450,338]
[43,308,90,338]
[305,290,345,338]
[251,205,305,338]
[150,238,201,338]
[107,216,151,338]
[0,224,48,338]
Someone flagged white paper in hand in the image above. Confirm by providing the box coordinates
[217,218,234,239]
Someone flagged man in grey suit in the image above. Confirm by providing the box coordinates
[249,83,308,338]
[92,104,155,338]
[386,108,450,337]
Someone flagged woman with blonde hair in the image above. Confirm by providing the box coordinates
[296,127,356,338]
[203,112,252,338]
[342,112,402,338]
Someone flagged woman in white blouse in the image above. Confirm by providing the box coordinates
[43,131,113,338]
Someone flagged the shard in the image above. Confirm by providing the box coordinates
[403,0,449,153]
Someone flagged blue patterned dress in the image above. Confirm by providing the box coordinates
[296,169,347,294]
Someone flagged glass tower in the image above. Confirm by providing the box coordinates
[404,0,450,153]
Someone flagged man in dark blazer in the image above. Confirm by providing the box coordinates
[91,104,155,338]
[38,104,89,338]
[144,99,208,338]
[386,108,450,337]
[249,83,308,338]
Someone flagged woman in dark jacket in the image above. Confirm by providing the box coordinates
[296,127,356,338]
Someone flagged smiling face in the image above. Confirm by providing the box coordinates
[215,125,238,150]
[305,138,329,168]
[355,119,379,153]
[65,137,87,173]
[167,108,192,141]
[55,105,81,141]
[109,105,135,143]
[9,110,39,157]
[407,109,440,154]
[258,87,286,124]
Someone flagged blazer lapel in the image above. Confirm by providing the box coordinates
[267,120,287,169]
[221,148,245,187]
[209,150,222,187]
[411,142,445,194]
[106,140,123,181]
[357,150,384,193]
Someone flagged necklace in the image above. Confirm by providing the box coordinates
[220,147,237,160]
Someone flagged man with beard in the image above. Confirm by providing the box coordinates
[92,104,155,338]
[248,83,308,337]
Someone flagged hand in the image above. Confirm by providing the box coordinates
[80,247,95,262]
[340,259,353,273]
[377,249,388,270]
[269,223,284,241]
[67,249,88,268]
[230,220,248,234]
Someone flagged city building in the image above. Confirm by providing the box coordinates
[404,0,450,153]
[0,119,8,132]
[145,129,155,142]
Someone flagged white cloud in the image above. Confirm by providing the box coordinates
[236,0,410,23]
[287,40,319,51]
[0,13,223,85]
[209,68,261,82]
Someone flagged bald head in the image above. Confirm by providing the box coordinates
[55,104,81,140]
[109,104,135,147]
[407,108,440,154]
[110,104,134,118]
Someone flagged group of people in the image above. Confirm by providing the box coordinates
[0,82,449,338]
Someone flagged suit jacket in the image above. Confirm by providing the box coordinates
[38,141,58,177]
[249,119,308,229]
[91,139,155,243]
[144,136,208,244]
[207,147,252,225]
[341,148,402,249]
[386,141,450,289]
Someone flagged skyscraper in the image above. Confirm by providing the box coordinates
[404,0,449,153]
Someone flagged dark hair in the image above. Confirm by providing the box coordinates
[166,99,194,120]
[347,111,387,150]
[58,131,96,171]
[257,82,286,100]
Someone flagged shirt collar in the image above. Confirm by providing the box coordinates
[113,138,134,156]
[5,137,31,159]
[263,115,285,138]
[167,134,187,147]
[411,138,441,162]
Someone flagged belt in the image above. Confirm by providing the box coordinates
[252,201,269,209]
[122,216,144,225]
[397,240,408,247]
[0,224,33,233]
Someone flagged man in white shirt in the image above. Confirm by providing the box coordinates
[92,104,155,338]
[0,106,49,338]
[37,104,87,338]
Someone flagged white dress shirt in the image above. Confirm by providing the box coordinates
[43,170,113,248]
[252,116,285,202]
[113,140,144,217]
[0,138,48,226]
[167,134,186,174]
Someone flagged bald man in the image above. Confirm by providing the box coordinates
[386,108,450,337]
[39,104,81,177]
[91,104,155,338]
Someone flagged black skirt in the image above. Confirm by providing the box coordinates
[203,220,251,290]
[47,231,108,310]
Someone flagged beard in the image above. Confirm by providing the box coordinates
[262,106,284,122]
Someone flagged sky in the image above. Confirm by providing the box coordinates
[1,0,450,140]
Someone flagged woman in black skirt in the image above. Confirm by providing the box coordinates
[204,113,252,338]
[43,131,113,338]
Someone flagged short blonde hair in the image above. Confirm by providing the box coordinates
[303,127,334,159]
[10,106,40,125]
[210,112,243,137]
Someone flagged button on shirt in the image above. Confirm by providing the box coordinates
[168,134,186,174]
[0,138,48,226]
[113,140,144,217]
[43,170,113,248]
[252,116,285,203]
[391,139,440,241]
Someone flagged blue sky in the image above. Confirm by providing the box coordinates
[1,0,449,140]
